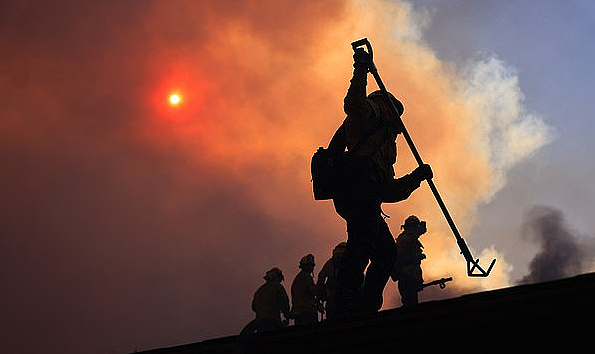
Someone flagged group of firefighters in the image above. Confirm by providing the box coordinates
[251,214,428,328]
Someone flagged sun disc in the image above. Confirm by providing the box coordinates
[169,94,181,105]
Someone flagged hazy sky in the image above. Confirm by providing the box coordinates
[1,1,594,354]
[409,0,595,279]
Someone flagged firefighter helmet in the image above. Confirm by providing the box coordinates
[264,267,284,282]
[367,90,404,116]
[299,254,315,268]
[403,215,421,228]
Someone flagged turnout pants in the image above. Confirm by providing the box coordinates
[336,213,396,313]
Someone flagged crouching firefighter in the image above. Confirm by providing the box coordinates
[312,48,432,316]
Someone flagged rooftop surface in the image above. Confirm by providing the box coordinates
[132,272,595,353]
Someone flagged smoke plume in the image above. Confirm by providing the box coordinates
[518,206,595,284]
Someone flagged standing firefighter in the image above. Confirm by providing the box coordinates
[251,267,291,330]
[291,254,318,325]
[392,215,427,307]
[326,48,433,315]
[317,242,347,319]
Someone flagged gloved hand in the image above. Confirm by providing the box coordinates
[353,48,371,69]
[412,164,433,182]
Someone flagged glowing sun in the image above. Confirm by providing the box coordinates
[169,93,181,106]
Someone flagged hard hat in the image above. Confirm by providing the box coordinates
[367,90,404,117]
[299,254,315,268]
[403,215,421,228]
[264,267,284,282]
[333,242,347,257]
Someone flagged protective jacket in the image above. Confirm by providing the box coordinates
[252,281,290,322]
[291,270,317,314]
[393,231,424,282]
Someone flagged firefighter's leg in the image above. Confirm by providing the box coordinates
[398,274,420,307]
[336,217,372,316]
[362,217,396,311]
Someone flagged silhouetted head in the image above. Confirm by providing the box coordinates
[401,215,427,236]
[299,254,315,272]
[264,267,284,283]
[367,90,404,117]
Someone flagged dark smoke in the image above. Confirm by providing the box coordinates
[518,205,595,284]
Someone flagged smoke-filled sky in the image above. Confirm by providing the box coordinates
[2,1,594,354]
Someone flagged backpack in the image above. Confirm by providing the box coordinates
[311,147,337,200]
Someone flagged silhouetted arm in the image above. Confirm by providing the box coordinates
[379,164,432,203]
[279,286,290,318]
[316,259,333,300]
[307,275,317,297]
[343,65,369,118]
[380,173,421,203]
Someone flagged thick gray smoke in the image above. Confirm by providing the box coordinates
[518,206,595,284]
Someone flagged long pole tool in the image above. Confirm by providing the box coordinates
[351,38,496,277]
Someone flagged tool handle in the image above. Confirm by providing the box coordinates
[351,38,373,59]
[422,277,453,289]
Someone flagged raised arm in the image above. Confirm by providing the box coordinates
[343,49,371,118]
